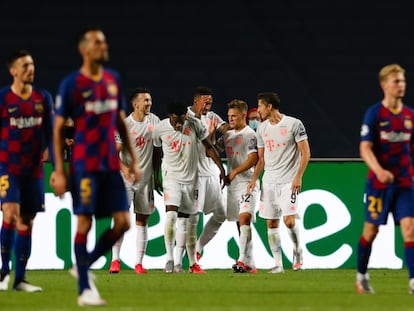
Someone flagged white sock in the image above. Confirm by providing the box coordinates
[238,225,251,263]
[136,224,148,265]
[246,239,255,268]
[164,211,177,261]
[186,214,199,266]
[268,227,282,267]
[196,212,225,253]
[111,234,124,261]
[174,217,187,266]
[287,223,301,253]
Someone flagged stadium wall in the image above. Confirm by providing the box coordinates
[0,160,405,270]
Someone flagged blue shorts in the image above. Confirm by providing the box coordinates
[70,170,129,218]
[0,173,45,214]
[364,181,414,225]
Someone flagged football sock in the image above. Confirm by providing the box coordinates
[13,229,31,285]
[268,227,282,267]
[238,225,251,263]
[246,239,256,268]
[111,234,124,261]
[196,212,224,253]
[186,214,198,266]
[0,221,15,274]
[174,217,187,266]
[357,236,372,274]
[164,211,177,261]
[88,229,118,265]
[404,241,414,279]
[287,223,301,252]
[136,224,148,265]
[74,232,89,294]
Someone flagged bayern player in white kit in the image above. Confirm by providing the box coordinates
[109,88,160,274]
[153,101,227,274]
[218,99,259,273]
[247,92,310,273]
[186,86,229,262]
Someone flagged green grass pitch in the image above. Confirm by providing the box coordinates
[1,269,413,310]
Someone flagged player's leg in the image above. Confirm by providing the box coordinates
[0,202,17,291]
[135,213,149,274]
[234,212,252,272]
[399,216,414,293]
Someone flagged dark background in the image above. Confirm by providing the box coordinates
[1,1,413,158]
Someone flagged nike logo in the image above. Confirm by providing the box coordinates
[379,121,389,126]
[82,90,93,98]
[8,107,18,113]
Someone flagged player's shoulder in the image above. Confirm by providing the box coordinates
[148,112,161,124]
[0,85,10,98]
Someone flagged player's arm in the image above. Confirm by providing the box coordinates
[291,139,311,193]
[153,146,163,195]
[360,140,394,183]
[50,115,67,197]
[247,147,264,194]
[228,152,258,183]
[202,137,229,187]
[117,113,140,183]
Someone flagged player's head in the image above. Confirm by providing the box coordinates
[168,100,188,131]
[129,87,152,116]
[256,92,280,120]
[77,26,109,64]
[378,64,406,99]
[193,86,213,115]
[6,49,35,85]
[227,99,248,130]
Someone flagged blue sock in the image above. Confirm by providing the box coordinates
[0,221,15,275]
[88,229,118,266]
[357,236,372,274]
[13,230,31,286]
[404,242,414,279]
[74,233,89,294]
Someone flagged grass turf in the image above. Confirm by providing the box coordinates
[0,268,412,310]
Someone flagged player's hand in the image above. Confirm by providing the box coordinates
[50,171,67,198]
[376,169,394,184]
[128,161,141,183]
[154,178,163,196]
[246,181,255,195]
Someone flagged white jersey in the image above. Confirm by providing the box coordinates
[223,125,258,185]
[116,113,160,182]
[187,107,226,177]
[153,117,209,184]
[256,115,308,184]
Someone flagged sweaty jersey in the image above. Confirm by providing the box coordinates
[187,107,226,177]
[152,117,208,184]
[223,125,257,184]
[0,86,53,177]
[55,69,125,172]
[256,115,308,184]
[360,101,414,189]
[116,112,160,182]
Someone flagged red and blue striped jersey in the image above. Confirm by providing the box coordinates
[360,102,414,189]
[55,68,125,172]
[0,86,53,177]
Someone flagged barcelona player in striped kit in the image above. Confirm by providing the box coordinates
[0,50,53,292]
[356,64,414,294]
[50,27,139,306]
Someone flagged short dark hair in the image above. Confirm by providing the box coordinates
[194,86,213,97]
[128,87,151,104]
[257,92,280,109]
[228,99,248,113]
[6,49,31,69]
[77,25,104,45]
[168,100,187,116]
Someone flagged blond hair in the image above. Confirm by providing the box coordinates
[378,64,405,82]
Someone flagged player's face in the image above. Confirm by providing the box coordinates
[194,95,213,115]
[169,114,186,131]
[227,108,246,130]
[82,30,109,64]
[257,100,271,120]
[382,72,406,99]
[10,55,35,85]
[134,93,152,115]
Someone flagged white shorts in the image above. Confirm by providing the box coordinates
[226,181,258,222]
[195,175,226,216]
[163,179,198,215]
[258,182,299,220]
[123,175,155,216]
